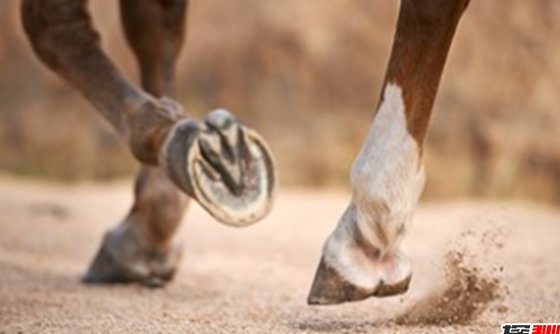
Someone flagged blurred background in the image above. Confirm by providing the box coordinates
[1,0,559,204]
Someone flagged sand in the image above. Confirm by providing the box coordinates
[1,176,559,334]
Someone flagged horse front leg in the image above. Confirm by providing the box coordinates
[308,0,471,305]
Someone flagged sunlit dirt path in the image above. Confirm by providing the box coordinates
[1,176,559,334]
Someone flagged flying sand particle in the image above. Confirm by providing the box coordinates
[395,223,508,326]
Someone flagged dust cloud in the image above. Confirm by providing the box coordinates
[396,226,508,326]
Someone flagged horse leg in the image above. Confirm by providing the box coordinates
[83,0,189,286]
[308,0,471,305]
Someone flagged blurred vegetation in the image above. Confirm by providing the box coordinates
[1,1,560,203]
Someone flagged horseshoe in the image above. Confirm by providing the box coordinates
[161,109,276,227]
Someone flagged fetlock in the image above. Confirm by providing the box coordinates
[127,98,184,165]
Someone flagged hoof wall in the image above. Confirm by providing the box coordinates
[307,258,412,305]
[82,231,178,287]
[307,259,373,305]
[374,275,412,297]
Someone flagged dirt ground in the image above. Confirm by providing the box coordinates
[1,176,559,334]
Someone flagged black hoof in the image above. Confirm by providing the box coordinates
[373,275,412,297]
[82,241,150,285]
[307,258,413,305]
[307,259,374,305]
[82,229,180,287]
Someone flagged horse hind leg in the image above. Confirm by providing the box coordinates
[83,0,189,286]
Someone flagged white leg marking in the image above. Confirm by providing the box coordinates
[323,83,426,289]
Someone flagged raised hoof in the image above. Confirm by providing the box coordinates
[307,259,412,305]
[161,109,276,227]
[82,229,180,287]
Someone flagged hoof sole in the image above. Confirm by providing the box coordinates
[162,110,276,227]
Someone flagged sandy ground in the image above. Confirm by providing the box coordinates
[1,176,560,334]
